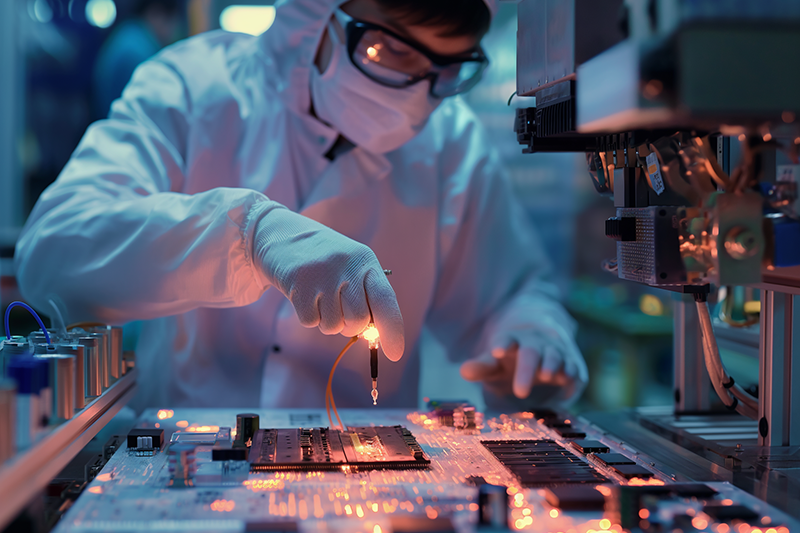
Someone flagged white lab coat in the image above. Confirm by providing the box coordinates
[15,0,581,410]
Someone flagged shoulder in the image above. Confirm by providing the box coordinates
[121,31,268,122]
[400,97,500,188]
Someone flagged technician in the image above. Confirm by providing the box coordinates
[15,0,588,411]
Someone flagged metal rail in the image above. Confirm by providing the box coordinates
[0,369,137,530]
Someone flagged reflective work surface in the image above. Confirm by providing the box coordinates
[54,408,800,532]
[585,407,800,520]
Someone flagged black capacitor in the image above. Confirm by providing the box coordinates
[234,413,259,448]
[478,484,509,530]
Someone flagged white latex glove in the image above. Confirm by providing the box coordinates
[460,330,588,406]
[253,204,404,361]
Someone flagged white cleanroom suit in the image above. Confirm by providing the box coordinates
[15,0,587,410]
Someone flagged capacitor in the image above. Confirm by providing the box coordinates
[93,326,123,380]
[0,378,16,464]
[77,336,102,398]
[1,337,32,376]
[168,443,197,488]
[234,413,259,448]
[6,358,39,450]
[478,484,510,530]
[35,354,76,422]
[87,331,110,390]
[55,344,86,411]
[28,330,62,345]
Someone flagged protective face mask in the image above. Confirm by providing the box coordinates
[309,14,442,154]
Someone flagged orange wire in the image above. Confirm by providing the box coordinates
[326,336,358,430]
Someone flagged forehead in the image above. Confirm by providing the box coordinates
[340,0,484,57]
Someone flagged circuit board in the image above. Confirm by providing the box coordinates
[249,427,430,471]
[52,408,800,533]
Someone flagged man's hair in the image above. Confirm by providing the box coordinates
[375,0,491,38]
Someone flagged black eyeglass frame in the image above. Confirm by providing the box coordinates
[340,15,489,98]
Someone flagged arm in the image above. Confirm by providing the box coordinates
[426,121,586,409]
[15,59,268,325]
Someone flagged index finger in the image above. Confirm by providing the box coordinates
[364,269,405,362]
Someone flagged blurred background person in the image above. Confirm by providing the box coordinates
[93,0,182,118]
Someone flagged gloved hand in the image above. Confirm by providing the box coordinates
[460,329,587,406]
[253,204,404,361]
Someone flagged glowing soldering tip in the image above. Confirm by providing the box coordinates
[371,383,378,405]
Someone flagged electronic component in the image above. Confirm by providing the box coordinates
[249,426,430,471]
[570,440,610,454]
[703,504,760,521]
[589,453,636,466]
[234,412,259,448]
[477,484,508,528]
[482,440,608,486]
[427,400,482,429]
[211,448,248,462]
[127,428,164,454]
[544,485,608,511]
[362,324,381,405]
[168,443,196,488]
[610,464,654,480]
[550,424,586,439]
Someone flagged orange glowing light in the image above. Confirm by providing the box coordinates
[599,519,611,530]
[627,477,664,486]
[595,485,612,497]
[522,508,531,516]
[639,509,650,519]
[692,517,709,530]
[766,529,778,533]
[549,509,559,518]
[738,134,747,142]
[95,473,113,482]
[157,409,174,420]
[426,506,438,519]
[782,111,795,123]
[752,529,763,533]
[345,504,353,516]
[244,479,285,491]
[210,499,236,512]
[176,420,189,428]
[761,517,771,525]
[520,412,534,419]
[356,504,364,518]
[187,425,219,433]
[371,503,378,512]
[87,486,102,494]
[721,499,734,506]
[739,524,751,533]
[374,526,382,533]
[515,519,525,530]
[763,133,773,142]
[718,525,730,533]
[361,324,380,348]
[507,487,518,495]
[469,503,479,512]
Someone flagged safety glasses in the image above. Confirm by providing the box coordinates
[333,10,489,98]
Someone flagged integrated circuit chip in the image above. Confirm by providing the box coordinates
[482,440,608,487]
[248,426,430,471]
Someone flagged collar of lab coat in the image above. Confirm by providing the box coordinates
[255,0,497,118]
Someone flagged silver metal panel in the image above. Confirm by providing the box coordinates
[516,0,548,96]
[576,41,669,132]
[759,292,800,447]
[673,299,712,413]
[545,0,575,84]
